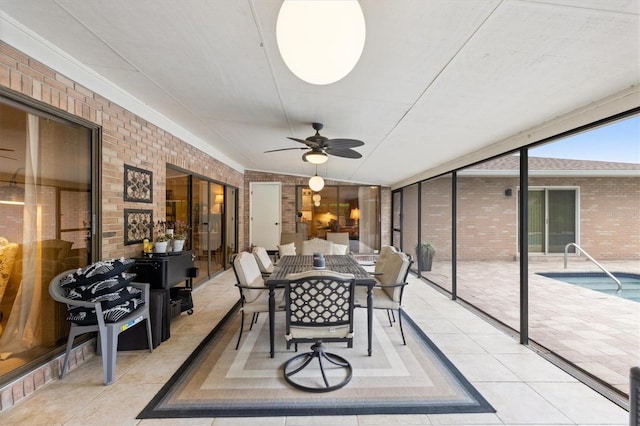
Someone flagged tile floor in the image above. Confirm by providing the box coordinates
[0,268,630,425]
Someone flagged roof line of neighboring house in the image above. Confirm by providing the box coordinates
[461,155,640,177]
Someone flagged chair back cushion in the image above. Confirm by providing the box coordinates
[252,246,274,273]
[232,252,264,303]
[326,232,349,246]
[301,238,334,255]
[378,252,411,301]
[331,243,349,255]
[277,242,296,256]
[375,245,398,274]
[284,270,355,340]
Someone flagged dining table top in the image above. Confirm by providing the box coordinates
[265,254,376,285]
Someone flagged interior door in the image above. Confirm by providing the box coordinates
[250,182,281,250]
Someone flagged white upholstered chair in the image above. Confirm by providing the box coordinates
[231,252,282,350]
[252,246,274,276]
[301,238,334,255]
[355,251,413,344]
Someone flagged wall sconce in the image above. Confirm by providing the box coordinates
[504,188,513,197]
[276,0,366,85]
[0,168,25,206]
[350,207,360,226]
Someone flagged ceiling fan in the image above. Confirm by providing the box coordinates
[264,123,363,164]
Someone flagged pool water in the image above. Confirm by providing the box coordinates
[537,272,640,303]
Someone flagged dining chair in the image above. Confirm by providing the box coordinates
[282,270,356,392]
[355,251,413,344]
[301,237,334,255]
[231,252,282,350]
[326,232,349,246]
[252,246,274,276]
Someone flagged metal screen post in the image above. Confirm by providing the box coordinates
[631,367,639,426]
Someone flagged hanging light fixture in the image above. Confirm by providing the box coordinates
[308,174,325,192]
[312,194,321,202]
[308,164,325,192]
[0,168,25,206]
[302,149,328,164]
[276,0,366,85]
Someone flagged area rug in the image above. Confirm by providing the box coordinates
[138,305,494,418]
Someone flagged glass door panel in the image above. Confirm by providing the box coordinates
[209,183,224,275]
[548,189,576,253]
[192,177,209,284]
[527,190,545,253]
[225,187,237,268]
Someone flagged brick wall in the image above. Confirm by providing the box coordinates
[0,41,245,260]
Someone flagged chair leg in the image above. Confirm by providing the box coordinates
[235,311,245,350]
[145,317,154,352]
[386,309,394,326]
[104,328,118,385]
[60,328,82,379]
[249,312,258,330]
[398,309,406,345]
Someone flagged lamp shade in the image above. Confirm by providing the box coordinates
[350,208,360,220]
[302,150,328,164]
[276,0,366,85]
[308,175,325,192]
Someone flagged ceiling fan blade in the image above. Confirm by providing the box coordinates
[0,154,17,160]
[287,136,321,149]
[264,147,308,153]
[0,148,14,151]
[325,148,362,159]
[326,138,364,148]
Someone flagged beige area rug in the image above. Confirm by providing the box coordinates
[138,304,494,418]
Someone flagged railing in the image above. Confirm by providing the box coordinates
[564,243,622,292]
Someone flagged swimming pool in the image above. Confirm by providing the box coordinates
[537,272,640,303]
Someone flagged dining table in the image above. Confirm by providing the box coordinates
[264,254,377,358]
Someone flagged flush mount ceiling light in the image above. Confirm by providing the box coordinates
[302,149,328,164]
[276,0,366,85]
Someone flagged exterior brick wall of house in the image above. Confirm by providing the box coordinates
[0,41,245,261]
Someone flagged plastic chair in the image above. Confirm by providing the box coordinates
[282,270,356,392]
[48,270,153,385]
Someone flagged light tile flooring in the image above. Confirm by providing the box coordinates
[0,268,630,425]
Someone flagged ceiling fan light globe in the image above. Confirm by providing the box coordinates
[308,175,325,192]
[303,151,328,164]
[276,0,366,85]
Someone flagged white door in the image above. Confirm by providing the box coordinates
[250,182,281,250]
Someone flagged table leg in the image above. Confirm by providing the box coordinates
[268,286,275,358]
[367,285,373,356]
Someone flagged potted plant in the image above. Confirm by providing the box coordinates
[416,242,435,271]
[171,220,190,251]
[154,220,169,253]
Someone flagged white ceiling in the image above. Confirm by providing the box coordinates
[0,0,638,186]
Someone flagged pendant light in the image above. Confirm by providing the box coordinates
[276,0,366,85]
[308,164,325,192]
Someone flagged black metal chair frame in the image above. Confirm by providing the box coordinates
[282,273,356,393]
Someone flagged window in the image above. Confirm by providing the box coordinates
[296,185,380,253]
[0,99,94,382]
